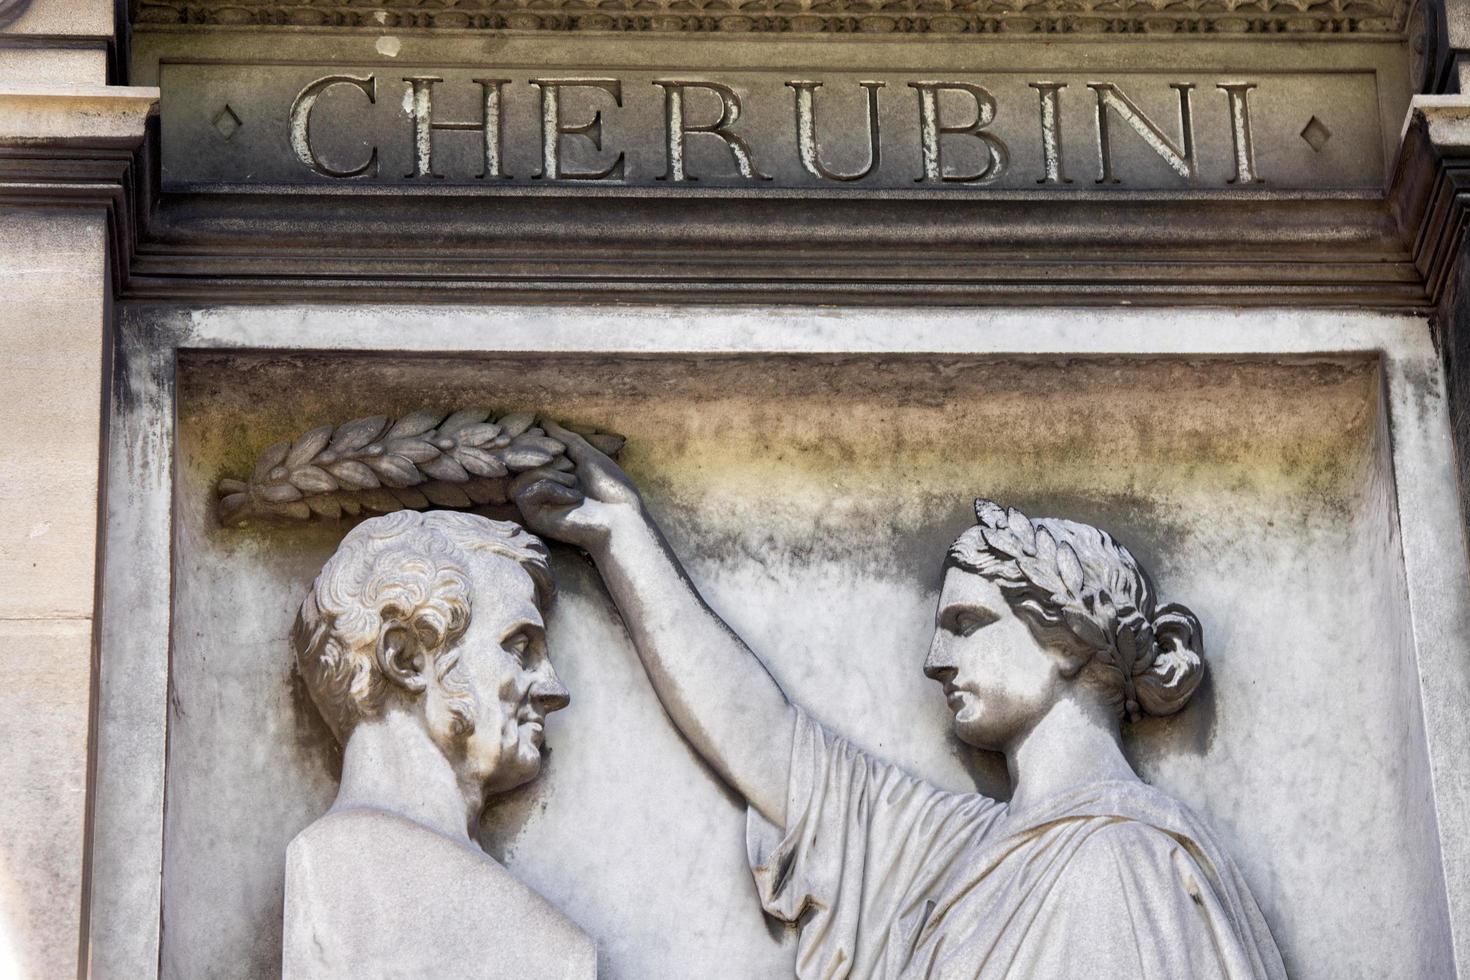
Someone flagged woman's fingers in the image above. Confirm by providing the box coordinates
[541,418,603,465]
[509,465,578,500]
[541,417,639,503]
[514,478,585,525]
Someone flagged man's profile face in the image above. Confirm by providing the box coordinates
[422,553,569,795]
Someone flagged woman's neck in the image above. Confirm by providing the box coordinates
[332,709,480,845]
[1004,695,1138,814]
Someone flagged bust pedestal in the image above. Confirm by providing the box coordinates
[283,808,596,979]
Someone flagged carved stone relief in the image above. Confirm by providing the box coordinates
[284,509,595,977]
[164,349,1450,978]
[261,400,1284,976]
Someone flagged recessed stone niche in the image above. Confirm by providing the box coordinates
[163,349,1448,979]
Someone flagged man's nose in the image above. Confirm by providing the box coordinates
[530,668,571,714]
[923,634,956,683]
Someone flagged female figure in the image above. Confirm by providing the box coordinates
[515,422,1286,980]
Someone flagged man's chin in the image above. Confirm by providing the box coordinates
[483,750,543,795]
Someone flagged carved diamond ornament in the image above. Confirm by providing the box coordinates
[1299,116,1332,152]
[212,104,242,141]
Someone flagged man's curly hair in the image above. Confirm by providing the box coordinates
[293,510,553,742]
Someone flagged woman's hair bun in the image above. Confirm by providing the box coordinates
[1133,602,1206,718]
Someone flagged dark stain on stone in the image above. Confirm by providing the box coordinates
[289,662,342,782]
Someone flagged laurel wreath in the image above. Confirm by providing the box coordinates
[974,498,1156,702]
[216,410,623,525]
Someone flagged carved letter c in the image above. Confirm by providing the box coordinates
[289,74,379,179]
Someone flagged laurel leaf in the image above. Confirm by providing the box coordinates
[384,409,444,441]
[420,454,469,483]
[983,527,1026,560]
[252,441,291,484]
[218,479,249,495]
[392,487,429,508]
[438,409,490,435]
[1007,508,1036,554]
[548,454,575,472]
[586,432,626,456]
[1034,526,1057,565]
[386,438,439,464]
[1063,608,1109,651]
[464,477,509,505]
[286,425,333,467]
[975,498,1008,529]
[454,446,508,477]
[368,454,422,488]
[513,434,566,456]
[218,492,250,523]
[278,501,312,520]
[260,482,304,503]
[503,447,554,469]
[306,495,343,519]
[359,489,402,513]
[326,460,379,490]
[497,411,536,438]
[290,465,338,494]
[423,482,473,507]
[339,498,362,516]
[330,416,388,453]
[453,423,503,448]
[1057,542,1085,596]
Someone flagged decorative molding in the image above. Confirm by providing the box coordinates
[133,0,1410,37]
[117,189,1427,309]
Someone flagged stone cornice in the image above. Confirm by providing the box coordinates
[0,85,158,143]
[1388,96,1470,307]
[0,85,160,293]
[134,0,1410,37]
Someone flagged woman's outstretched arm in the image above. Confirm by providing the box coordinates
[514,421,796,826]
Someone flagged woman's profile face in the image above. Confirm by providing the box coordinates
[924,567,1066,752]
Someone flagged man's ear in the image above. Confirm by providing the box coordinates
[376,621,427,695]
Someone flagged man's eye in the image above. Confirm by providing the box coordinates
[506,633,531,657]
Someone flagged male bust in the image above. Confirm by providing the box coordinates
[283,510,595,979]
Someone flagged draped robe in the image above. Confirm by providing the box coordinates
[747,711,1287,980]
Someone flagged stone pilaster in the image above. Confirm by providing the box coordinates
[0,2,155,975]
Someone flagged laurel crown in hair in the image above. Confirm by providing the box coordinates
[972,498,1169,719]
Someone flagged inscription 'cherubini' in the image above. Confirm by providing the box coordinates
[288,73,1264,187]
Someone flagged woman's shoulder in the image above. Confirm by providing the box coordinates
[1015,779,1242,886]
[1064,815,1198,878]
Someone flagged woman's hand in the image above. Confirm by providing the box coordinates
[513,418,642,554]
